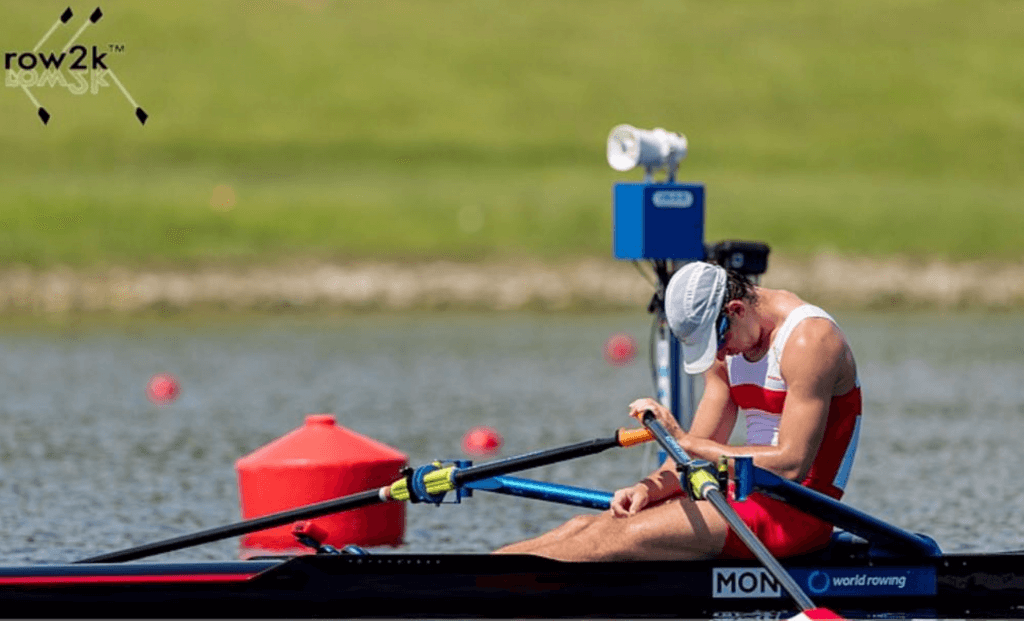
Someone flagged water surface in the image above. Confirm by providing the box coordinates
[0,311,1020,563]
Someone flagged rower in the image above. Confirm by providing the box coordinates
[494,126,862,563]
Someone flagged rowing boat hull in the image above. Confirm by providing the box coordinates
[1,550,1023,618]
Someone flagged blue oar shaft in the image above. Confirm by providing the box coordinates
[641,412,817,613]
[466,475,613,510]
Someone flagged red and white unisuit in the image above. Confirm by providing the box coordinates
[718,304,862,559]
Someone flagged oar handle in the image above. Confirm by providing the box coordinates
[615,427,653,447]
[639,411,693,463]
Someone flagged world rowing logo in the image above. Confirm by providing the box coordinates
[805,569,912,595]
[807,570,831,595]
[3,6,147,125]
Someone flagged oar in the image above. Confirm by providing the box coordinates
[78,426,654,564]
[640,412,842,620]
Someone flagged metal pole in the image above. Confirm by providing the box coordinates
[666,260,698,432]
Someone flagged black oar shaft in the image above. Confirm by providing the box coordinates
[641,413,816,612]
[79,434,627,565]
[78,489,383,564]
[453,436,619,485]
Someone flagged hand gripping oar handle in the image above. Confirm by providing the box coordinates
[640,411,822,614]
[79,426,653,564]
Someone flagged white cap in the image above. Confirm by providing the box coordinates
[664,262,727,374]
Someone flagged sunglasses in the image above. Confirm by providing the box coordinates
[715,308,731,350]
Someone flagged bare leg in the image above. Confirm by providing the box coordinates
[494,514,597,555]
[495,497,729,562]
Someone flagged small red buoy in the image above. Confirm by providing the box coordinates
[461,426,503,455]
[146,373,180,404]
[604,333,637,366]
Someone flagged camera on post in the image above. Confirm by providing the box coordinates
[705,240,771,281]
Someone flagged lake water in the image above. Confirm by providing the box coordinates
[0,310,1021,564]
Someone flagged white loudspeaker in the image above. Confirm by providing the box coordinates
[606,124,688,173]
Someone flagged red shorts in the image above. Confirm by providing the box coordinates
[718,483,834,559]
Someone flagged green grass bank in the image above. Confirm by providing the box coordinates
[1,0,1022,270]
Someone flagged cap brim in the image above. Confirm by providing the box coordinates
[682,318,719,375]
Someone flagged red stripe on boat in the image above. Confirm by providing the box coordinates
[0,573,257,585]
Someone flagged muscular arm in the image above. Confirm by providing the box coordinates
[689,362,739,445]
[633,319,849,482]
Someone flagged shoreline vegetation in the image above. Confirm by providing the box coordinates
[2,254,1022,317]
[4,2,1022,315]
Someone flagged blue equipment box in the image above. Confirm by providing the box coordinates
[612,183,705,260]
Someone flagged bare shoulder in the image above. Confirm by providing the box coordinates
[780,317,856,395]
[788,317,848,357]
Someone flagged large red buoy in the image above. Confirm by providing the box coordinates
[235,414,407,557]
